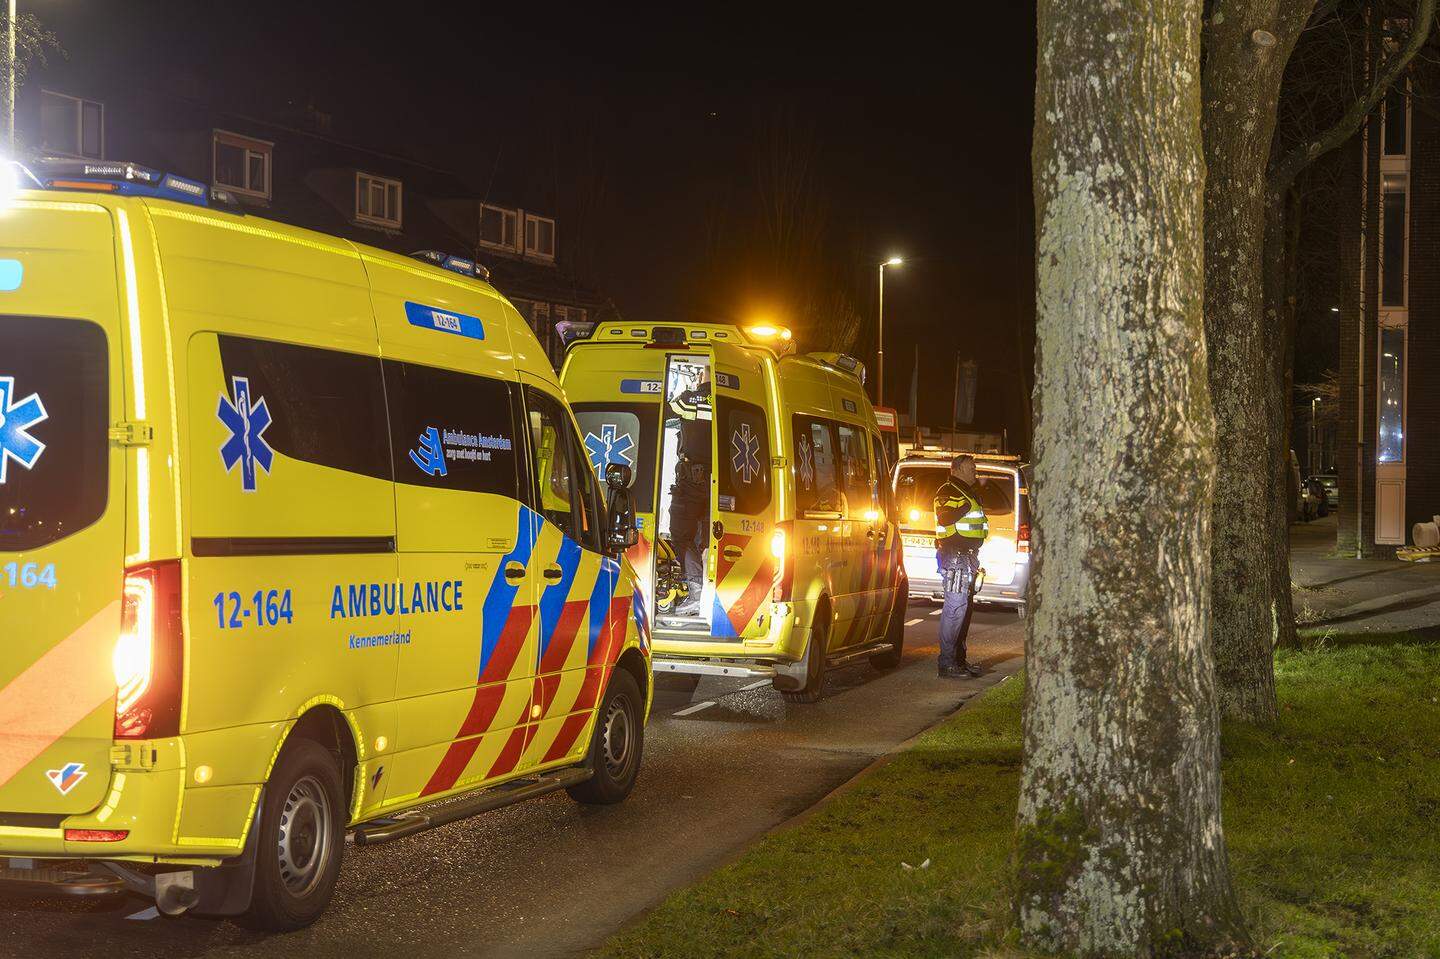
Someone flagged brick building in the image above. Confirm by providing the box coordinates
[1326,79,1439,556]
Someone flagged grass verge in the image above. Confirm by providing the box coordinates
[597,633,1440,958]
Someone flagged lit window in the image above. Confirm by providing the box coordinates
[524,214,556,260]
[1378,326,1405,464]
[480,204,519,251]
[212,130,272,199]
[40,91,104,159]
[355,172,402,228]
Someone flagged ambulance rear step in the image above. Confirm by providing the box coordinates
[0,858,127,898]
[352,766,593,846]
[654,641,896,679]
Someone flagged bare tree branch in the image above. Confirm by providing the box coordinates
[1270,0,1437,193]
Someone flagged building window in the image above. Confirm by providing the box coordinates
[40,91,104,159]
[355,172,402,229]
[553,305,587,326]
[1381,175,1407,308]
[524,214,556,260]
[1377,326,1406,464]
[480,204,519,251]
[212,130,272,199]
[1383,84,1409,157]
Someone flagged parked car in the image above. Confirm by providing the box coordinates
[1309,474,1340,510]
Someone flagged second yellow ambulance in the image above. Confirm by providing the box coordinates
[560,322,908,703]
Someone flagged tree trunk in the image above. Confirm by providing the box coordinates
[1261,186,1302,650]
[1200,0,1313,723]
[1020,2,1244,953]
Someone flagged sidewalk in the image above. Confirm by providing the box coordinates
[1291,515,1440,634]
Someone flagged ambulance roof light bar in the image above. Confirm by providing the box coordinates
[809,352,867,385]
[410,250,491,283]
[25,158,242,212]
[557,319,597,351]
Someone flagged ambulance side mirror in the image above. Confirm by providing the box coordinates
[604,463,639,554]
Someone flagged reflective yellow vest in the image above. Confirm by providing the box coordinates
[934,479,988,544]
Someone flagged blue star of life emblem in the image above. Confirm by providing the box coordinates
[731,423,761,484]
[585,424,635,476]
[217,375,274,492]
[0,376,48,485]
[409,426,448,477]
[797,434,815,488]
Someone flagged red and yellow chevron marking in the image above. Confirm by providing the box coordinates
[421,511,638,798]
[712,531,777,639]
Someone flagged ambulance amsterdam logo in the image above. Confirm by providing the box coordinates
[409,426,448,477]
[731,423,761,484]
[584,424,635,476]
[46,762,87,796]
[217,375,274,492]
[0,376,48,485]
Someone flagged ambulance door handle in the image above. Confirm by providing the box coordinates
[543,566,565,581]
[504,562,527,581]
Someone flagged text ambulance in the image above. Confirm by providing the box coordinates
[560,322,907,703]
[0,160,648,928]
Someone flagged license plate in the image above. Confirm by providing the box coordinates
[902,535,933,549]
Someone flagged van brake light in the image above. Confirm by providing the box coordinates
[114,561,184,740]
[1017,522,1031,554]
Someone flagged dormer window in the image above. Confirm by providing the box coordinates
[355,172,402,229]
[480,204,519,251]
[213,130,272,200]
[525,214,556,260]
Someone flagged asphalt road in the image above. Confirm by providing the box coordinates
[0,604,1026,959]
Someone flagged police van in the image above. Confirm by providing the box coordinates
[0,160,649,928]
[559,322,907,703]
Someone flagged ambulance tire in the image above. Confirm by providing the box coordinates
[568,669,644,805]
[244,738,346,932]
[781,614,829,704]
[871,580,908,670]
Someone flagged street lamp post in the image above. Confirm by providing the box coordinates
[876,256,902,405]
[1311,396,1321,475]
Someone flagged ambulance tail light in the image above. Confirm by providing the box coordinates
[771,522,795,601]
[114,561,184,740]
[65,829,130,843]
[1017,522,1031,554]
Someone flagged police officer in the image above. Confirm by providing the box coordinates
[669,368,712,616]
[934,454,989,678]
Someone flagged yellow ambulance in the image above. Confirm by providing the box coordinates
[0,160,649,928]
[559,322,907,703]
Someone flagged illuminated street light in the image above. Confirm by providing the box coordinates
[877,256,903,405]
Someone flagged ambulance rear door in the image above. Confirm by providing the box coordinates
[0,198,126,816]
[710,354,778,640]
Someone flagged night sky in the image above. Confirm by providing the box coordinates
[32,2,1037,447]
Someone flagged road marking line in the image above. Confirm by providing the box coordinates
[904,618,924,626]
[738,680,770,691]
[929,608,943,617]
[673,701,715,717]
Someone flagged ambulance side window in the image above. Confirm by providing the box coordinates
[869,431,890,514]
[523,387,590,546]
[836,423,873,517]
[792,415,840,514]
[716,396,770,514]
[384,360,521,498]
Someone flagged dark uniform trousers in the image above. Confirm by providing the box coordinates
[937,547,980,669]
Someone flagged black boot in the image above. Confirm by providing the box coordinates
[938,665,967,679]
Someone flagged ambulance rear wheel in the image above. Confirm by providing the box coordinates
[871,580,908,670]
[568,669,644,805]
[781,615,829,704]
[244,738,345,932]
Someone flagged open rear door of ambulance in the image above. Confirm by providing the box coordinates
[0,197,126,819]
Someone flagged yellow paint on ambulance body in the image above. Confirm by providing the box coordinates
[559,323,904,674]
[0,190,649,869]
